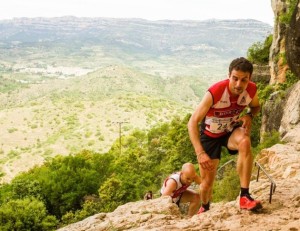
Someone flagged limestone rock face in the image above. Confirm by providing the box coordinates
[286,1,300,77]
[260,80,300,142]
[262,0,300,141]
[269,0,290,84]
[260,90,285,138]
[279,81,300,142]
[270,0,300,84]
[251,64,271,84]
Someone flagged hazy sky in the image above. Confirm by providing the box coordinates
[0,0,274,25]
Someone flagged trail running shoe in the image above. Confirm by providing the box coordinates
[240,194,262,211]
[197,206,208,214]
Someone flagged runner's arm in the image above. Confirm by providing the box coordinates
[247,92,260,117]
[161,179,177,196]
[188,91,213,156]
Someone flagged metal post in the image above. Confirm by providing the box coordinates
[269,183,273,203]
[256,166,260,182]
[254,161,276,203]
[114,121,128,155]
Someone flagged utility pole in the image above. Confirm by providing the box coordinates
[114,121,128,155]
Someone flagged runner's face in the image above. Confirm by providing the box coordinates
[228,69,251,96]
[181,172,195,185]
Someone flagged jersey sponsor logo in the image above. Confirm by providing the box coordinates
[238,96,247,105]
[220,100,228,104]
[214,108,243,117]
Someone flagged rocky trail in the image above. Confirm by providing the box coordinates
[58,141,300,231]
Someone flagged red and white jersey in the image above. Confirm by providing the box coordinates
[203,79,257,138]
[160,172,190,203]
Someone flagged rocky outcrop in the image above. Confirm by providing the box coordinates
[279,80,300,141]
[270,0,290,84]
[251,64,271,84]
[57,140,300,231]
[286,0,300,77]
[260,90,286,137]
[262,0,300,138]
[260,80,300,139]
[270,0,300,84]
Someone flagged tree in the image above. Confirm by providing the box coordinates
[98,176,128,212]
[38,154,103,217]
[0,197,58,231]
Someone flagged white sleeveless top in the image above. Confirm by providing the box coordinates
[160,172,190,203]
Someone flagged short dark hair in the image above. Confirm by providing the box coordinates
[229,57,253,75]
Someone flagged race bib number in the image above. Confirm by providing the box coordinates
[208,117,236,133]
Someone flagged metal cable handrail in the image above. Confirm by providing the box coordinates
[217,159,276,203]
[216,159,236,180]
[254,161,276,203]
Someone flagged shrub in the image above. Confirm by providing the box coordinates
[247,34,273,64]
[253,131,281,156]
[257,83,275,105]
[213,166,240,202]
[0,197,58,231]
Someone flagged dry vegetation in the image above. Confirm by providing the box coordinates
[0,65,207,183]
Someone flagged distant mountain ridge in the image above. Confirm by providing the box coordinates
[0,17,272,50]
[0,17,272,77]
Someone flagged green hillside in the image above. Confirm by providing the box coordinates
[0,65,210,182]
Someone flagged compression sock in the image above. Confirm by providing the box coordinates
[240,187,250,197]
[202,202,210,211]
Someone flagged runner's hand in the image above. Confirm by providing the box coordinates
[236,115,252,136]
[197,153,214,171]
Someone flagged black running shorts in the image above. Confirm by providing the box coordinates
[200,132,238,159]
